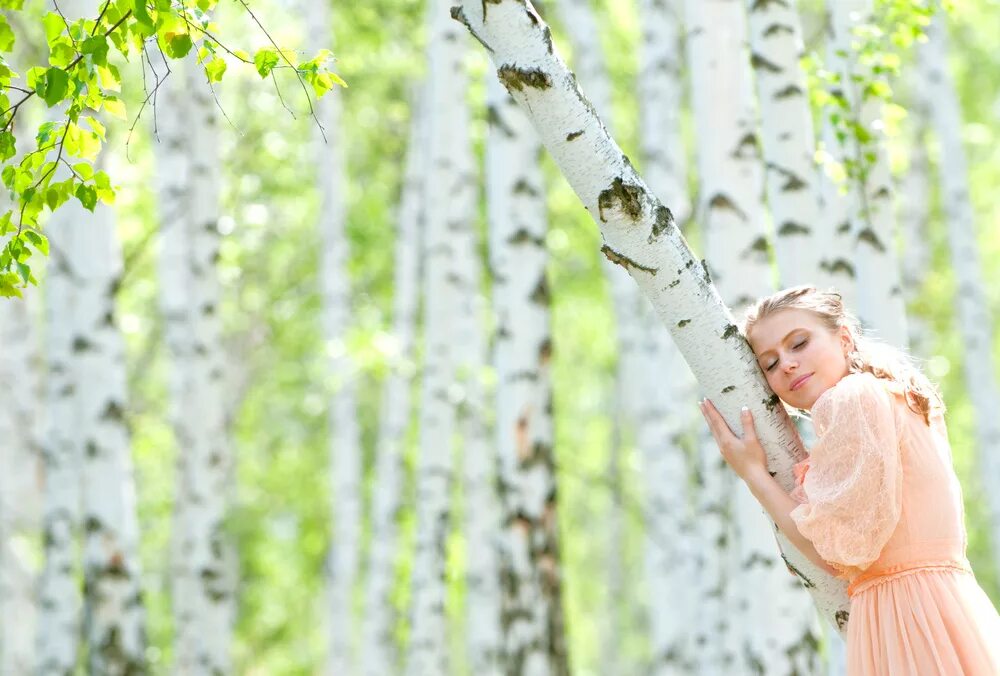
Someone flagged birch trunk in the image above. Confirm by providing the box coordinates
[918,12,1000,576]
[551,4,645,668]
[0,289,42,675]
[405,0,470,671]
[154,52,236,674]
[897,110,932,357]
[306,5,363,672]
[459,78,500,671]
[77,165,147,673]
[686,2,819,671]
[826,0,907,346]
[37,187,85,676]
[636,0,698,671]
[486,70,567,676]
[453,0,852,635]
[746,0,828,288]
[361,88,426,676]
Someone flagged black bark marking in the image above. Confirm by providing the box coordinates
[764,23,795,38]
[836,610,850,630]
[668,278,681,288]
[600,245,658,276]
[700,259,712,284]
[822,258,855,277]
[774,83,803,98]
[597,177,644,223]
[857,227,886,252]
[450,7,494,54]
[750,53,781,73]
[763,393,781,411]
[497,65,551,92]
[836,220,851,234]
[752,0,790,9]
[780,553,815,588]
[721,385,735,393]
[780,173,807,191]
[747,235,770,255]
[513,178,540,197]
[530,275,550,304]
[677,319,691,328]
[721,324,740,340]
[777,221,811,236]
[566,129,584,141]
[508,228,545,246]
[650,204,675,241]
[708,193,747,219]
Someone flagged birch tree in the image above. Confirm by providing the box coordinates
[153,51,236,674]
[361,88,426,676]
[406,0,473,671]
[745,0,829,289]
[76,160,147,673]
[37,209,83,676]
[305,4,363,672]
[824,0,907,346]
[918,12,1000,576]
[487,71,568,676]
[0,289,42,674]
[686,2,819,671]
[452,0,853,636]
[636,0,699,671]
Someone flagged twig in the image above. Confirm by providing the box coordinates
[52,0,78,49]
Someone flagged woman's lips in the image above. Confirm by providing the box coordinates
[790,373,812,391]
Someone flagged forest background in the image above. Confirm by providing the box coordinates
[2,0,1000,674]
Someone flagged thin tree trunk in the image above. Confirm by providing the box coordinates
[825,0,908,346]
[487,68,568,676]
[306,4,363,673]
[77,163,147,673]
[918,12,1000,577]
[897,105,932,357]
[405,0,471,672]
[0,289,42,674]
[746,0,828,289]
[636,1,699,671]
[154,51,236,674]
[361,86,427,676]
[453,0,852,635]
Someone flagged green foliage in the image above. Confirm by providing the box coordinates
[0,0,346,298]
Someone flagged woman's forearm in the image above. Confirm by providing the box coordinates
[743,466,840,577]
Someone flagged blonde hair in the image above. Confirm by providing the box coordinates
[741,285,944,425]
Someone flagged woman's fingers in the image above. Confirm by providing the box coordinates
[741,406,758,441]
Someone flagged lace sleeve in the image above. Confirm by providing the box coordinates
[789,373,903,577]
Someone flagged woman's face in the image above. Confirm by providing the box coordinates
[747,308,853,410]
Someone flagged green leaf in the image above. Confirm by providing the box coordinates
[102,95,126,119]
[0,131,14,161]
[24,230,49,256]
[165,32,193,59]
[39,67,69,107]
[42,12,64,43]
[205,57,227,82]
[75,183,97,211]
[0,15,15,52]
[254,48,279,78]
[132,0,155,36]
[81,35,110,65]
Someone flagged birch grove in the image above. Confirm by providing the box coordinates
[154,51,236,674]
[918,12,1000,577]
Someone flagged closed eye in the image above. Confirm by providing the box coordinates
[763,339,807,372]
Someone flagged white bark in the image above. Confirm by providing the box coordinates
[76,170,146,674]
[405,1,470,672]
[897,110,932,356]
[361,87,427,676]
[306,5,363,673]
[746,0,827,288]
[154,51,236,674]
[454,0,851,635]
[919,12,1000,576]
[0,288,42,675]
[486,69,568,676]
[636,0,698,671]
[825,0,908,346]
[459,78,500,672]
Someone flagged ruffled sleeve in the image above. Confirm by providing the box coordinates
[789,373,903,578]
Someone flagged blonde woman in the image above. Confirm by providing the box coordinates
[700,285,1000,674]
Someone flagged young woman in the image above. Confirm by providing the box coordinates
[699,285,1000,674]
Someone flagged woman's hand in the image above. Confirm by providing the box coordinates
[699,399,769,481]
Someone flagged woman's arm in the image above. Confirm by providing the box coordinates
[742,465,840,577]
[698,399,840,577]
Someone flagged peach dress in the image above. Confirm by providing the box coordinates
[789,372,1000,675]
